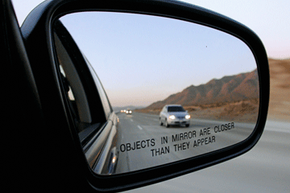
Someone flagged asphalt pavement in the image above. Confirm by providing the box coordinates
[114,112,256,174]
[124,120,290,193]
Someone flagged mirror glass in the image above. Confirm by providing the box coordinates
[57,12,259,175]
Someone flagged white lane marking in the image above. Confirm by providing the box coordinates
[138,125,143,130]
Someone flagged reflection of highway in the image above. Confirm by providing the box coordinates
[115,112,255,174]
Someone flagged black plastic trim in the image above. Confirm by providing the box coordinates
[21,0,269,192]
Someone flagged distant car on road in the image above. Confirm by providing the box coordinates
[159,104,190,127]
[126,109,132,115]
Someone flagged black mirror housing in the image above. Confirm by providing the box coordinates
[21,0,269,192]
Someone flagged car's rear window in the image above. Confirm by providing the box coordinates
[168,106,185,112]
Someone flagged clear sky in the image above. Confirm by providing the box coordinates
[11,0,290,107]
[12,0,290,59]
[59,12,256,107]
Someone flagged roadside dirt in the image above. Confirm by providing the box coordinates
[267,58,290,121]
[189,99,259,123]
[136,99,259,123]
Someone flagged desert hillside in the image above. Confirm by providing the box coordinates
[268,58,290,121]
[146,69,258,109]
[137,58,290,122]
[137,69,259,122]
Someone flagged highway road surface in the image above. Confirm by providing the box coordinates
[114,112,256,174]
[124,120,290,193]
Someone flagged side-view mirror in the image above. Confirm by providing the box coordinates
[21,0,269,192]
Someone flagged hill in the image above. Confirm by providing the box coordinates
[137,59,290,123]
[145,69,258,110]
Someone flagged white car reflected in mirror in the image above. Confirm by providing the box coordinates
[159,105,190,128]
